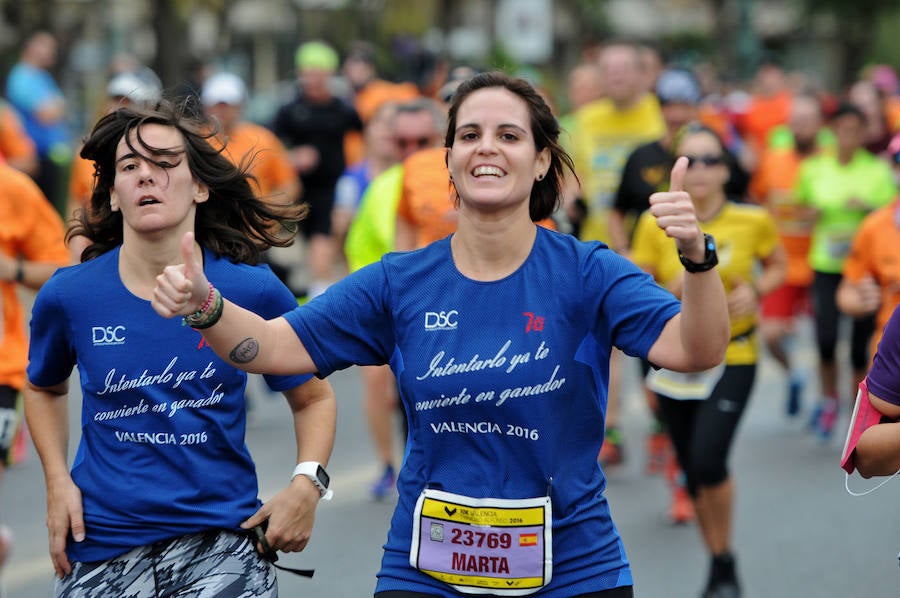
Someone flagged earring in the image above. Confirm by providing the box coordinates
[536,173,545,181]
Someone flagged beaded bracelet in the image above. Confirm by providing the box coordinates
[197,282,215,313]
[183,282,214,326]
[184,287,224,329]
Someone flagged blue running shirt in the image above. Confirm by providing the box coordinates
[286,227,681,596]
[27,247,310,562]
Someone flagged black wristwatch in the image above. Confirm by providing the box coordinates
[678,234,718,273]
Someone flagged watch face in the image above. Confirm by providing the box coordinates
[317,465,330,488]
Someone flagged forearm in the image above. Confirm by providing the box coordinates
[285,379,336,465]
[24,382,71,483]
[754,252,787,298]
[201,300,314,375]
[1,256,61,290]
[855,422,900,478]
[679,270,730,368]
[154,232,318,375]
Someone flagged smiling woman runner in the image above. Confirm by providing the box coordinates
[24,100,336,598]
[152,72,729,598]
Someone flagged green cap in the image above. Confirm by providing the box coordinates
[295,41,339,72]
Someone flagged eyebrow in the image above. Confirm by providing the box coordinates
[456,122,528,134]
[115,148,184,164]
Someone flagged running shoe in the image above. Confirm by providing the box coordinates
[815,397,839,442]
[370,465,397,501]
[786,378,803,417]
[645,431,671,475]
[702,552,741,598]
[597,427,624,468]
[702,580,741,598]
[669,482,695,525]
[807,400,823,432]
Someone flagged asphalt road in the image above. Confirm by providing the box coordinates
[3,320,898,597]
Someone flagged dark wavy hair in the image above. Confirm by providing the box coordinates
[444,71,576,222]
[69,99,307,264]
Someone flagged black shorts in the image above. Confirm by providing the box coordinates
[299,184,336,239]
[0,385,20,465]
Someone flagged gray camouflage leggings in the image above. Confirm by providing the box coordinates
[56,530,277,597]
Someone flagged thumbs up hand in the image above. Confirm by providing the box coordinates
[151,231,210,318]
[649,156,705,262]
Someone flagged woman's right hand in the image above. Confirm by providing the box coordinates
[152,232,210,318]
[46,474,84,578]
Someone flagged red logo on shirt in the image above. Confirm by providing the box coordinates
[523,312,544,333]
[197,336,209,350]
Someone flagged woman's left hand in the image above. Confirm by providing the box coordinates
[240,477,321,555]
[649,157,705,261]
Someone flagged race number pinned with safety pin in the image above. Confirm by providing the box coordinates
[410,489,552,595]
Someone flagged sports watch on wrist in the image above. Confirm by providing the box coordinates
[678,233,718,273]
[291,461,333,501]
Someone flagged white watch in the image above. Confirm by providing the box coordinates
[291,461,333,501]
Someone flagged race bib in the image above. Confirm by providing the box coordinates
[645,364,725,400]
[410,489,552,595]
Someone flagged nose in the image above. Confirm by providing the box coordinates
[137,160,154,185]
[476,134,497,154]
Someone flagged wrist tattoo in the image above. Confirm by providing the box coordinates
[230,338,259,364]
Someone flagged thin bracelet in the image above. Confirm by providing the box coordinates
[197,282,215,313]
[14,256,24,283]
[183,282,215,324]
[184,288,223,329]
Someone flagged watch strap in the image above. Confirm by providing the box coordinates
[678,233,718,273]
[291,462,333,501]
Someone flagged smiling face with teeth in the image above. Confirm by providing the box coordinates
[447,87,550,219]
[110,123,208,239]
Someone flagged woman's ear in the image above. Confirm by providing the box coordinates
[535,147,551,180]
[110,189,120,212]
[193,181,209,204]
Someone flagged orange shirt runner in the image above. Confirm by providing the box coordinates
[345,80,421,166]
[749,147,813,288]
[212,122,297,199]
[0,102,37,172]
[842,200,900,357]
[0,164,69,389]
[396,147,556,249]
[740,91,792,155]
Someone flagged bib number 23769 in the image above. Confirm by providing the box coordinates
[410,489,552,595]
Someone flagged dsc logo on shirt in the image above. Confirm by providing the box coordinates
[92,325,126,346]
[424,311,458,331]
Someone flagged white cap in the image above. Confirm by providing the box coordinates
[201,72,247,106]
[107,71,161,104]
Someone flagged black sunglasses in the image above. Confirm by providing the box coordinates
[685,154,725,169]
[395,136,432,150]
